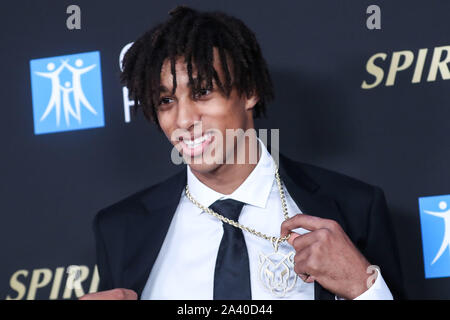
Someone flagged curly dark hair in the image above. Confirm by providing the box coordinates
[120,5,274,129]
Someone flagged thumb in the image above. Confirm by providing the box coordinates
[287,232,300,246]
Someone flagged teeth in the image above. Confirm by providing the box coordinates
[184,133,210,147]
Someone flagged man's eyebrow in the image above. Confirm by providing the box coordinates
[159,78,215,94]
[159,85,170,93]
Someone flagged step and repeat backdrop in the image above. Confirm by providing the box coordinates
[1,0,449,299]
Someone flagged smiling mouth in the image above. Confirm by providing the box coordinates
[179,132,214,157]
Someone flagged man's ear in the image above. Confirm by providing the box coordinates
[244,94,259,111]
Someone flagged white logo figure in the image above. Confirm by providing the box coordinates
[34,61,66,126]
[60,81,79,126]
[424,201,450,265]
[61,59,97,121]
[35,58,97,126]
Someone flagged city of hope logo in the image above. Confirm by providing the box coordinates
[29,51,105,134]
[419,194,450,278]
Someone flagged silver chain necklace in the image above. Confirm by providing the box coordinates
[185,168,298,297]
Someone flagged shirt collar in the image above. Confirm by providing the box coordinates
[186,139,276,215]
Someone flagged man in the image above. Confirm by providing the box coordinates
[80,5,403,300]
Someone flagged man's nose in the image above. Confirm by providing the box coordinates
[176,97,201,130]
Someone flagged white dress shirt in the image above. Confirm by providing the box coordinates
[141,141,393,300]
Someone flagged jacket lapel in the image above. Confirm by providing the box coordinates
[123,167,187,296]
[277,153,347,300]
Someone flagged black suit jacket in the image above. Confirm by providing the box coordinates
[93,153,404,299]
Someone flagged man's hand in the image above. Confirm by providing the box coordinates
[79,289,138,300]
[281,214,372,299]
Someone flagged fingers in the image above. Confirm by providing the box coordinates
[281,215,344,286]
[302,275,316,283]
[293,247,316,283]
[289,225,334,283]
[287,230,317,250]
[281,214,337,238]
[297,272,316,283]
[79,288,138,300]
[288,232,300,245]
[287,233,315,282]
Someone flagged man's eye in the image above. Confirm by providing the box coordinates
[194,88,211,98]
[159,97,173,105]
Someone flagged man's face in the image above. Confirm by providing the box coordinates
[157,47,259,175]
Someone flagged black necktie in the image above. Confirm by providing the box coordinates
[209,199,251,300]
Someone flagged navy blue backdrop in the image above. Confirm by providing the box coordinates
[1,0,450,299]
